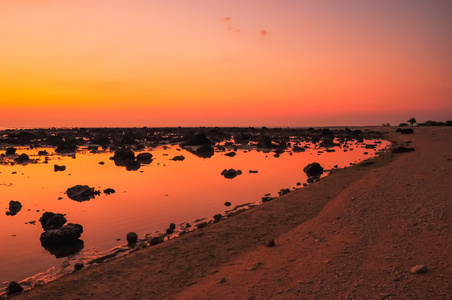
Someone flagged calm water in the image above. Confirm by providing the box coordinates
[0,139,389,290]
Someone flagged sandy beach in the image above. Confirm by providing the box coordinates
[12,126,452,299]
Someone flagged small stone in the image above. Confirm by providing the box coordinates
[74,263,84,271]
[265,239,275,247]
[224,202,231,207]
[126,232,138,245]
[411,265,428,274]
[248,262,263,271]
[6,281,24,295]
[219,277,227,284]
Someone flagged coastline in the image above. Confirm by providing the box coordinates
[11,126,452,299]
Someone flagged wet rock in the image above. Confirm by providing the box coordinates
[66,185,99,202]
[43,239,84,258]
[113,148,136,161]
[6,281,23,295]
[224,202,232,207]
[262,196,274,202]
[136,152,153,164]
[265,239,275,247]
[303,162,324,179]
[149,236,163,245]
[292,146,306,152]
[213,214,222,222]
[38,150,48,156]
[411,265,428,274]
[278,188,291,196]
[196,222,208,229]
[54,164,66,172]
[40,223,83,248]
[126,232,138,245]
[169,223,176,229]
[249,170,258,174]
[39,212,67,230]
[171,155,186,161]
[125,159,141,171]
[14,153,30,163]
[55,141,77,153]
[166,228,174,234]
[195,144,215,158]
[103,188,116,195]
[183,132,211,146]
[6,200,22,216]
[224,152,236,157]
[5,147,17,155]
[74,263,84,271]
[221,169,242,179]
[392,147,415,153]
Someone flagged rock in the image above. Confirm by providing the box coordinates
[221,169,242,179]
[249,170,258,173]
[169,223,176,229]
[103,188,116,195]
[195,144,215,158]
[166,228,174,234]
[149,236,163,245]
[6,200,22,216]
[125,159,141,171]
[5,147,17,155]
[126,232,138,245]
[292,146,305,152]
[224,152,236,157]
[401,128,414,134]
[392,147,415,153]
[411,265,428,274]
[38,150,48,155]
[39,212,67,230]
[213,214,222,222]
[265,239,275,247]
[196,222,208,229]
[136,152,153,164]
[66,185,99,201]
[219,277,227,284]
[5,281,23,295]
[171,155,185,161]
[55,141,77,153]
[183,132,211,146]
[278,188,291,196]
[113,148,136,161]
[54,164,66,172]
[40,223,83,248]
[224,202,232,207]
[14,153,30,163]
[43,239,84,258]
[74,263,84,271]
[262,196,274,202]
[303,162,324,179]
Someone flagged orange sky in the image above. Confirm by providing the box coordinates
[1,0,451,127]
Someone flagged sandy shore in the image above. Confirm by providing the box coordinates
[13,127,452,299]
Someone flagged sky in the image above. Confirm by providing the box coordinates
[1,0,451,128]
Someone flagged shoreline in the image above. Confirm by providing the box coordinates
[8,126,452,299]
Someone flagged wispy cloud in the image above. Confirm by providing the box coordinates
[222,17,241,34]
[260,30,269,37]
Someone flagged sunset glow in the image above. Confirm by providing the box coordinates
[1,0,451,127]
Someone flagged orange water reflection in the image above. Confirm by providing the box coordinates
[0,140,389,287]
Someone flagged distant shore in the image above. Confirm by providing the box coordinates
[10,126,452,299]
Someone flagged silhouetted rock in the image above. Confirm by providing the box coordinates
[114,148,135,161]
[54,164,66,172]
[401,128,414,134]
[103,188,116,195]
[303,162,324,179]
[5,147,16,155]
[6,281,23,295]
[38,150,48,156]
[224,202,232,207]
[125,159,141,171]
[196,222,208,229]
[213,214,222,222]
[66,185,99,201]
[278,188,291,196]
[126,232,138,245]
[195,144,215,158]
[6,200,22,216]
[171,155,185,161]
[39,212,67,230]
[183,132,211,146]
[40,223,83,248]
[265,239,275,247]
[292,146,305,152]
[74,263,84,271]
[136,152,153,164]
[221,169,242,179]
[14,153,30,163]
[149,236,163,245]
[262,196,274,202]
[169,223,176,229]
[55,141,77,153]
[392,147,415,153]
[224,152,236,157]
[249,170,258,173]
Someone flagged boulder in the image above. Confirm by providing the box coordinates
[292,146,305,152]
[5,147,17,155]
[224,152,236,157]
[103,188,116,195]
[303,163,324,179]
[183,132,211,146]
[411,265,428,274]
[74,263,85,271]
[125,159,141,171]
[126,232,138,245]
[278,188,291,196]
[6,200,22,216]
[195,144,214,158]
[5,281,23,295]
[14,153,30,163]
[39,212,67,230]
[55,142,77,153]
[221,169,242,179]
[66,185,99,202]
[54,164,66,172]
[136,152,153,164]
[40,223,83,248]
[171,155,185,161]
[113,148,135,161]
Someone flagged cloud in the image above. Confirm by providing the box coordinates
[222,17,241,34]
[260,30,269,37]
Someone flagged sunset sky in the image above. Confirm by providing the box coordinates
[1,0,451,127]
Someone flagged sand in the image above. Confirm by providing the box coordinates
[13,126,452,299]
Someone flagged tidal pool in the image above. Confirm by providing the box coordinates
[0,139,389,291]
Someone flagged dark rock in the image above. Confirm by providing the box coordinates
[55,142,77,153]
[40,223,83,248]
[38,150,48,156]
[213,214,222,222]
[125,159,141,171]
[224,152,236,157]
[5,147,17,155]
[66,185,99,202]
[303,162,324,179]
[411,265,428,274]
[265,239,275,247]
[183,132,211,146]
[221,169,242,179]
[169,223,176,229]
[39,212,67,230]
[292,146,305,152]
[401,128,414,134]
[74,263,84,271]
[113,148,135,161]
[103,188,116,195]
[14,153,30,163]
[278,188,291,196]
[149,236,163,245]
[224,202,232,207]
[171,155,185,161]
[166,228,174,234]
[196,222,208,229]
[6,200,22,216]
[6,281,23,295]
[195,144,215,158]
[262,196,274,202]
[392,147,415,153]
[136,152,153,164]
[42,238,84,258]
[249,170,258,174]
[126,232,138,245]
[54,164,66,172]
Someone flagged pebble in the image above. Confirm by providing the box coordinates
[410,265,428,274]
